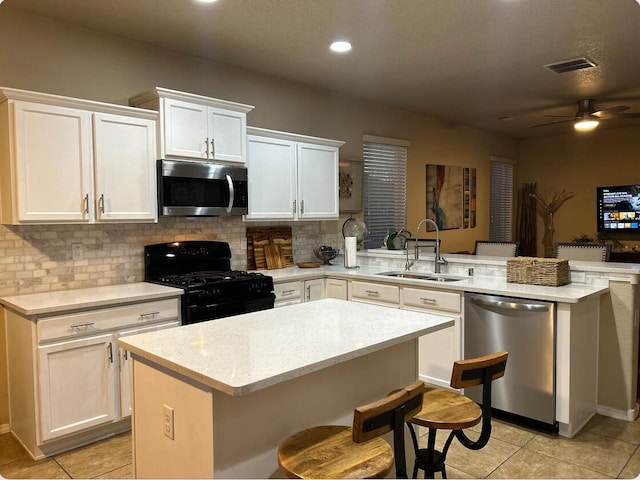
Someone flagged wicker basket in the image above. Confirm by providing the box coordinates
[506,257,570,287]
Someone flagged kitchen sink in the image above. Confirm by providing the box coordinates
[376,271,468,282]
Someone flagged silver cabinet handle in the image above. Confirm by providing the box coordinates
[420,297,437,303]
[292,200,296,214]
[365,290,380,296]
[225,174,234,213]
[70,321,95,329]
[210,137,215,157]
[281,289,296,296]
[301,200,305,214]
[98,194,105,214]
[204,138,209,157]
[83,194,89,214]
[306,286,311,301]
[107,343,113,364]
[139,311,160,321]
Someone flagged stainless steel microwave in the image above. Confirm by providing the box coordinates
[157,159,248,216]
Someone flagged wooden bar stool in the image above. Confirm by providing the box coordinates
[277,380,426,479]
[407,351,508,479]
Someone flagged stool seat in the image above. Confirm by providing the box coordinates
[277,381,426,479]
[278,425,393,479]
[411,387,482,430]
[406,352,508,478]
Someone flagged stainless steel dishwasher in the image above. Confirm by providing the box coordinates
[463,293,556,428]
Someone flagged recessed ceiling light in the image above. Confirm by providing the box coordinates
[330,41,352,53]
[195,0,218,3]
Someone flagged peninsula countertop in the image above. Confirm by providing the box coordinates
[118,298,454,396]
[0,282,184,317]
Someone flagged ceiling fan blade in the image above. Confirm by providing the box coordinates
[602,113,640,120]
[531,118,575,128]
[543,114,577,118]
[592,105,630,117]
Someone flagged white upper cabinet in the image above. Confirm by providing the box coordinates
[11,102,93,223]
[0,87,158,225]
[246,127,343,221]
[93,112,157,222]
[130,87,254,164]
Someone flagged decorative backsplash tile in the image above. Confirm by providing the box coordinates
[0,218,340,297]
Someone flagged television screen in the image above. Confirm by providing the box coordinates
[597,185,640,232]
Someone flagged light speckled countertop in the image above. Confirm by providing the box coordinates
[0,282,184,316]
[118,298,454,396]
[264,263,609,303]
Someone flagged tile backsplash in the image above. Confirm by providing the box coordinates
[0,218,340,297]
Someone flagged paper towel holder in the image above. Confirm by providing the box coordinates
[344,236,359,269]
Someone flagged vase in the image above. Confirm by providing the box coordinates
[542,212,555,257]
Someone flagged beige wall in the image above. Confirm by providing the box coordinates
[518,126,640,256]
[0,8,517,427]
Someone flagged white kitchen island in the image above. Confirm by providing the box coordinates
[118,298,454,479]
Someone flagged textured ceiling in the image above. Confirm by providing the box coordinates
[3,0,640,138]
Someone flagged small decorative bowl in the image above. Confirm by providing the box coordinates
[313,247,338,265]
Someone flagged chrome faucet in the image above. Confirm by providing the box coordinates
[406,218,447,273]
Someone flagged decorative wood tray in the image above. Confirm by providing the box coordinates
[296,262,323,268]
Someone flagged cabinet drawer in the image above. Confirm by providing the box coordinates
[37,298,179,343]
[402,287,461,313]
[274,281,302,303]
[350,281,399,305]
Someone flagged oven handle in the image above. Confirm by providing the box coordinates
[226,174,234,213]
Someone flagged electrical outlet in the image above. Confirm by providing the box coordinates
[163,404,174,440]
[71,243,83,261]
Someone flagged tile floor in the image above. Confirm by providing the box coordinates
[1,414,640,478]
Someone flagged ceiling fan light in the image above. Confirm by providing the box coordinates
[574,118,599,131]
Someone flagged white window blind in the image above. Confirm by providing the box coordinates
[363,137,409,249]
[489,160,514,241]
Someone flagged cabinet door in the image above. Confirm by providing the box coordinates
[163,98,208,159]
[304,279,324,302]
[325,278,348,300]
[415,311,461,389]
[118,321,179,418]
[93,113,157,222]
[13,101,93,223]
[297,142,339,219]
[246,135,297,220]
[38,333,117,441]
[209,107,246,163]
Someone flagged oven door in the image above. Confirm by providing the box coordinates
[183,294,276,325]
[158,159,248,216]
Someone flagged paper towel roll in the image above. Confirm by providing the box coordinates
[344,236,358,268]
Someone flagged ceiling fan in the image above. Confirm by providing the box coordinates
[531,99,640,131]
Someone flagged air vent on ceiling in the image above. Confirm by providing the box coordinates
[544,57,597,74]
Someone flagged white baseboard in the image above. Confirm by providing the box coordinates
[0,423,10,434]
[597,403,639,421]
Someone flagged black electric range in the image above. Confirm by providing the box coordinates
[144,241,275,325]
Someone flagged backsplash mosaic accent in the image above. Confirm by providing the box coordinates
[0,218,340,297]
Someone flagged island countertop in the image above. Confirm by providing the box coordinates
[118,298,454,396]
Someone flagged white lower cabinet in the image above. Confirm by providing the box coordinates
[325,278,348,300]
[304,279,324,302]
[274,278,326,306]
[118,321,180,418]
[274,281,303,307]
[38,333,118,441]
[6,295,180,458]
[401,287,462,389]
[349,280,400,308]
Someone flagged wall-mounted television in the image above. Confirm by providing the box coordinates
[597,185,640,233]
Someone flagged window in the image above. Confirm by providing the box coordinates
[362,135,410,249]
[489,159,514,241]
